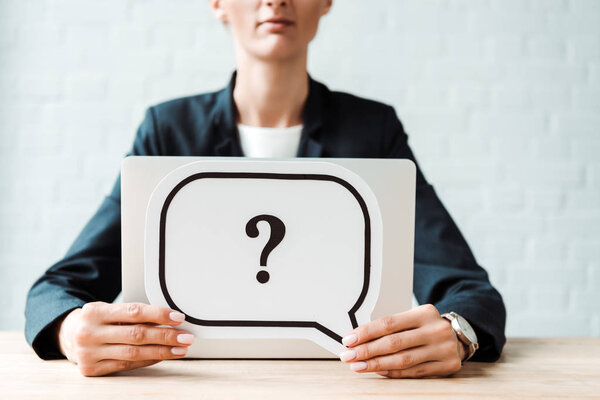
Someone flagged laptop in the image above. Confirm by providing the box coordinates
[121,156,415,358]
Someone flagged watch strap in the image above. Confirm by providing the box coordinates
[441,312,478,362]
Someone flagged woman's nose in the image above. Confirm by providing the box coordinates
[264,0,287,8]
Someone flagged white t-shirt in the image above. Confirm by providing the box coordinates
[237,123,303,158]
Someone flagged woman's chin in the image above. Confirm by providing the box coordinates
[257,47,305,62]
[249,37,305,62]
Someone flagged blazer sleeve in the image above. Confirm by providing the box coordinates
[24,107,162,360]
[382,105,507,362]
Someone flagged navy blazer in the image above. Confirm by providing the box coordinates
[25,70,506,361]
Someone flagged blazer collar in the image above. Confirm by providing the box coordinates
[212,70,324,157]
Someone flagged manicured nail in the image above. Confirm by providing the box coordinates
[377,371,389,376]
[339,349,357,362]
[171,346,188,355]
[177,334,195,344]
[350,361,368,371]
[170,311,185,322]
[342,334,357,346]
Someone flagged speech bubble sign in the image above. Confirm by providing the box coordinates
[144,160,383,355]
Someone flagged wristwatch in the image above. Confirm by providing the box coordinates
[441,312,479,362]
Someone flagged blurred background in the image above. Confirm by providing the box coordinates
[0,0,598,337]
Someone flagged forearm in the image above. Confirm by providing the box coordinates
[415,264,507,361]
[25,193,123,359]
[433,282,506,362]
[25,279,87,360]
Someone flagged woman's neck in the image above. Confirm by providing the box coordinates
[233,54,309,128]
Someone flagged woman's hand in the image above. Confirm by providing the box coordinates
[339,304,465,378]
[55,301,195,377]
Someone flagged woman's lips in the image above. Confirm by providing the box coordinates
[260,20,294,33]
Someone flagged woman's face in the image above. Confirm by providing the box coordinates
[210,0,332,62]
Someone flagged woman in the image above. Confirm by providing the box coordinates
[24,0,506,378]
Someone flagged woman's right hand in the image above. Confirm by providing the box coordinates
[54,301,195,377]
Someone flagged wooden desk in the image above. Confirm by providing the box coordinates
[1,332,599,399]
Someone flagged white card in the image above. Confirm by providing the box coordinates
[144,160,383,355]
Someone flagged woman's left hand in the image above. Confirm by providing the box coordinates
[339,304,465,378]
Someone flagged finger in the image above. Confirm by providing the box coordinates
[80,359,162,377]
[343,305,439,347]
[82,302,186,326]
[102,324,195,347]
[96,343,189,361]
[379,360,462,379]
[348,344,437,373]
[340,328,426,363]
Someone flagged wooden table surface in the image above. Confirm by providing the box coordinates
[1,332,599,399]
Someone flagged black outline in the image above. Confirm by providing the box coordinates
[158,172,372,344]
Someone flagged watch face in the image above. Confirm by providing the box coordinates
[456,314,478,344]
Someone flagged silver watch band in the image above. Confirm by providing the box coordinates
[441,312,479,362]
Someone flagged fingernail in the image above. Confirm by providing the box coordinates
[170,311,185,322]
[171,346,188,355]
[177,334,195,345]
[350,361,368,371]
[342,334,357,346]
[377,371,389,376]
[339,349,357,362]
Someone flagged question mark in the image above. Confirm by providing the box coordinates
[245,214,286,284]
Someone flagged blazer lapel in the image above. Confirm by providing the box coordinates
[296,73,325,158]
[212,71,243,157]
[211,70,326,158]
[300,137,323,158]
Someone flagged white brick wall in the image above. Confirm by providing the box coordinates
[1,0,598,337]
